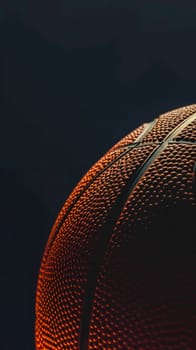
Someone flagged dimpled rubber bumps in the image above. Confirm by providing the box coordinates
[36,105,196,350]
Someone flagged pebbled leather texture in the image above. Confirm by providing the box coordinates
[36,105,196,350]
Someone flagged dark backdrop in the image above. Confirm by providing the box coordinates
[0,1,196,349]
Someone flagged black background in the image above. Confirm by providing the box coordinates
[0,1,196,349]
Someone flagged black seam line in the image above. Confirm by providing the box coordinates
[127,141,160,149]
[121,112,196,203]
[43,147,137,262]
[135,118,158,142]
[167,112,196,140]
[79,120,157,349]
[115,118,158,151]
[43,119,158,262]
[116,139,196,151]
[78,173,148,350]
[79,111,196,350]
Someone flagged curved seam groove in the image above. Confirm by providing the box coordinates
[43,119,158,263]
[123,112,196,202]
[79,111,196,349]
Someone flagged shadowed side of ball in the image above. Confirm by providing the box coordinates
[36,104,196,350]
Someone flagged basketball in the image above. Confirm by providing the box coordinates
[36,105,196,349]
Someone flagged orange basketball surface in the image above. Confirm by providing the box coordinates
[36,105,196,349]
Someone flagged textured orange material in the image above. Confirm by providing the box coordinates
[36,105,196,349]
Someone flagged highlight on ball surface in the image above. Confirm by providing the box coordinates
[36,105,196,349]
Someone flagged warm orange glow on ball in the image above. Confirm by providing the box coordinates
[36,105,196,349]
